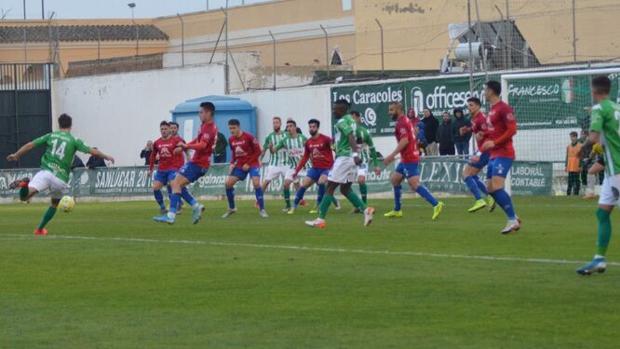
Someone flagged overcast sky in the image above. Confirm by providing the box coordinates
[1,0,272,19]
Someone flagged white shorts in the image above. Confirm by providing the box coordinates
[599,174,620,206]
[328,157,357,184]
[30,170,70,199]
[357,164,368,178]
[264,165,288,181]
[285,168,305,182]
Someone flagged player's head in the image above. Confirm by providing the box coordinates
[570,131,578,142]
[199,102,216,123]
[485,80,502,100]
[159,121,170,138]
[272,116,282,132]
[453,108,464,118]
[169,121,179,136]
[332,99,350,119]
[351,111,362,123]
[308,119,320,136]
[388,102,403,121]
[592,76,611,102]
[58,113,72,130]
[467,97,481,115]
[442,111,451,122]
[286,119,298,135]
[228,118,241,137]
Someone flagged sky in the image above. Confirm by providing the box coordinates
[0,0,272,19]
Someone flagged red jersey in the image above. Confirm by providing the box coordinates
[172,135,186,169]
[395,115,420,163]
[230,132,261,168]
[486,101,517,160]
[186,121,218,168]
[470,111,490,151]
[296,133,334,172]
[150,135,184,171]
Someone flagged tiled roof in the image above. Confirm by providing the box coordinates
[0,24,169,43]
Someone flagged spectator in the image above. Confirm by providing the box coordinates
[214,131,228,163]
[87,147,108,169]
[140,140,153,166]
[421,108,439,156]
[452,107,471,156]
[416,119,427,156]
[579,129,595,198]
[566,131,582,196]
[437,112,455,156]
[71,155,85,170]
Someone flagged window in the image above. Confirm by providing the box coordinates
[342,0,352,11]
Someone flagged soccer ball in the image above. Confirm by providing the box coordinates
[59,196,75,213]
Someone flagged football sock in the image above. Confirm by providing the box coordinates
[464,176,482,200]
[416,185,439,206]
[167,194,181,218]
[345,191,366,211]
[283,188,291,208]
[319,194,333,219]
[19,186,29,201]
[180,187,197,207]
[38,207,57,230]
[255,188,265,210]
[294,187,307,208]
[317,184,326,206]
[154,190,166,210]
[359,183,368,204]
[393,185,402,211]
[597,208,612,257]
[226,188,236,209]
[475,176,488,196]
[491,189,516,220]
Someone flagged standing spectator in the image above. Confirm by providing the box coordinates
[71,155,85,170]
[214,131,228,163]
[87,147,108,169]
[437,112,455,156]
[452,107,471,156]
[566,131,582,196]
[421,108,439,156]
[416,119,427,156]
[140,140,153,165]
[578,129,595,198]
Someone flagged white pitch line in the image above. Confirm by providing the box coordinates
[2,233,615,267]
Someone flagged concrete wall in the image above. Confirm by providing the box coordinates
[52,64,225,166]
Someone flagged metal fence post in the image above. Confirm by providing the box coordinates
[269,30,277,90]
[320,25,330,79]
[374,18,384,76]
[177,13,185,67]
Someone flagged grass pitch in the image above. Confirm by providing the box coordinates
[1,197,619,348]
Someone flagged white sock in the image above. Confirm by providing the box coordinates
[167,212,176,219]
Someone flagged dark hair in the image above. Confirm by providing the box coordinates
[335,99,350,108]
[308,119,320,127]
[228,119,240,126]
[58,113,72,129]
[485,80,501,96]
[160,121,170,127]
[169,121,179,127]
[570,131,578,137]
[351,111,361,118]
[273,116,281,122]
[286,119,297,127]
[467,97,482,106]
[592,76,612,95]
[200,101,216,113]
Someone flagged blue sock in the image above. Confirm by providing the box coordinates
[180,187,197,207]
[226,188,235,209]
[154,190,166,210]
[255,187,265,210]
[167,185,173,202]
[393,185,402,211]
[317,184,326,206]
[475,176,488,196]
[491,189,516,220]
[169,193,181,215]
[416,185,439,206]
[294,187,307,208]
[464,176,482,200]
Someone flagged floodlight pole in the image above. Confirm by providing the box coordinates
[177,13,185,67]
[320,25,330,79]
[375,18,384,77]
[269,30,277,91]
[467,0,474,93]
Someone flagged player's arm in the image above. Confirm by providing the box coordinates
[89,147,115,164]
[364,130,380,168]
[148,145,157,173]
[383,137,409,165]
[7,134,50,161]
[261,137,270,158]
[294,143,311,175]
[482,109,517,151]
[249,138,263,165]
[588,106,604,144]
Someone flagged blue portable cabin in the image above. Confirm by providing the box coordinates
[171,95,257,163]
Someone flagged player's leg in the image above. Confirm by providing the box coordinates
[152,172,167,213]
[291,176,315,214]
[174,170,205,225]
[35,197,60,236]
[407,170,444,220]
[385,166,405,217]
[10,176,39,202]
[251,168,267,217]
[33,172,68,235]
[463,164,488,212]
[487,158,519,234]
[357,165,368,204]
[223,168,245,218]
[341,181,366,214]
[282,179,293,211]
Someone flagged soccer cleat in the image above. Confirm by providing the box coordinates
[222,208,237,218]
[192,204,205,225]
[282,207,290,212]
[384,210,403,218]
[432,202,445,220]
[576,257,607,275]
[334,198,341,210]
[9,177,29,190]
[259,209,269,218]
[467,199,487,213]
[305,218,326,228]
[287,207,295,215]
[364,207,375,226]
[500,219,521,234]
[487,195,496,212]
[153,215,175,224]
[159,208,168,215]
[33,228,48,236]
[309,206,319,214]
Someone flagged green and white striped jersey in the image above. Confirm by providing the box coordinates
[263,131,288,166]
[355,124,379,167]
[591,98,620,176]
[275,134,308,169]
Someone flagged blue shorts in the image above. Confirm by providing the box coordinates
[487,157,513,178]
[231,167,261,181]
[179,162,209,183]
[306,167,329,182]
[395,162,420,179]
[469,152,491,170]
[153,170,177,185]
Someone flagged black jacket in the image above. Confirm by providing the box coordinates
[87,156,107,169]
[437,120,455,151]
[422,115,439,143]
[452,114,472,143]
[140,149,152,166]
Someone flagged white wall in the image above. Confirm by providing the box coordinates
[52,65,225,166]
